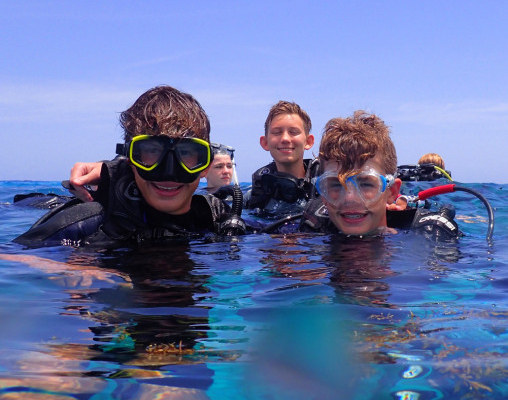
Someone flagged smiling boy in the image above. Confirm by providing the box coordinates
[299,111,402,236]
[15,86,244,247]
[246,101,318,212]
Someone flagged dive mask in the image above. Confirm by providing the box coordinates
[210,143,235,160]
[315,167,394,207]
[116,135,212,183]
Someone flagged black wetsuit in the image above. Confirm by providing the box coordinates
[14,159,233,247]
[245,159,320,214]
[396,163,452,182]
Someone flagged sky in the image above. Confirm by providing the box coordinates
[1,1,507,184]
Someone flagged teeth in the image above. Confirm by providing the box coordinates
[343,214,364,219]
[154,184,178,191]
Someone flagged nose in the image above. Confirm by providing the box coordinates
[280,130,291,142]
[342,182,361,203]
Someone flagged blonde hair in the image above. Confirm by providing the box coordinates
[418,153,445,169]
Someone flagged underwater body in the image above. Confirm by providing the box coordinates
[0,180,507,399]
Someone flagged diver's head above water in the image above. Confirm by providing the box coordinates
[204,143,237,193]
[316,111,402,236]
[116,86,213,215]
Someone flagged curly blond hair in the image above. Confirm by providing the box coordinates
[418,153,445,169]
[319,111,397,185]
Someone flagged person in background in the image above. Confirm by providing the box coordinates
[204,143,237,193]
[245,100,319,214]
[396,152,452,182]
[418,152,445,169]
[15,85,245,247]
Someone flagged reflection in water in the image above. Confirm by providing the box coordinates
[325,235,396,308]
[0,243,241,397]
[255,233,506,399]
[0,224,505,399]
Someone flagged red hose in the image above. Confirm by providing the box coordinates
[417,184,456,200]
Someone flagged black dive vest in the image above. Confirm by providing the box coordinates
[298,198,460,240]
[396,163,452,182]
[14,159,231,247]
[246,158,320,210]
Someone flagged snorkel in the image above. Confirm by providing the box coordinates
[207,143,245,235]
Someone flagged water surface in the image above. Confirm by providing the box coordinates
[0,180,507,399]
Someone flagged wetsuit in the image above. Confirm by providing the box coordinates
[245,158,320,215]
[396,163,452,182]
[14,159,234,248]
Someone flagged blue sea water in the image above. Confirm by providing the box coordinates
[0,180,507,399]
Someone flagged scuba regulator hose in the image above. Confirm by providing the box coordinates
[259,213,303,234]
[416,184,495,243]
[213,185,247,236]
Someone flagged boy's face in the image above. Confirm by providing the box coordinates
[125,134,212,214]
[205,154,233,190]
[260,114,314,167]
[132,166,207,215]
[320,154,401,236]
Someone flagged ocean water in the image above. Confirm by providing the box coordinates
[0,180,507,399]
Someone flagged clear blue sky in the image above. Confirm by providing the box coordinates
[1,1,507,184]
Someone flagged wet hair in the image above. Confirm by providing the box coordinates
[264,100,312,136]
[120,85,211,142]
[418,153,445,169]
[319,110,397,185]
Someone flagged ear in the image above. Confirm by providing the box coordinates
[259,135,269,151]
[305,134,315,150]
[386,178,402,204]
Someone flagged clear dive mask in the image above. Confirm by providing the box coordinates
[315,167,394,207]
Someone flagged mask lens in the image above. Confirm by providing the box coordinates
[130,136,166,170]
[354,174,384,201]
[317,170,389,206]
[317,176,345,203]
[176,139,210,172]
